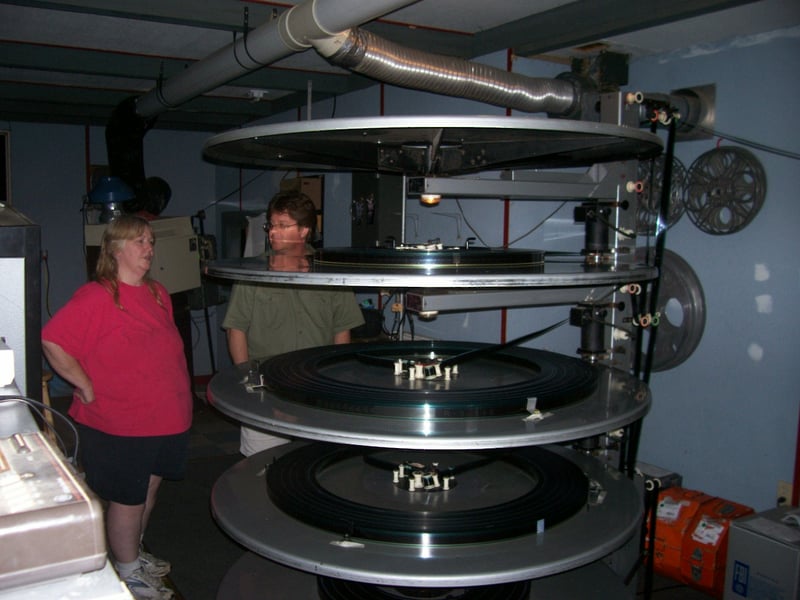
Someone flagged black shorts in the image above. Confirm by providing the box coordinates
[76,424,189,505]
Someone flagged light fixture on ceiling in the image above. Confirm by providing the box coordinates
[420,193,441,206]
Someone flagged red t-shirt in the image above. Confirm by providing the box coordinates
[42,280,192,436]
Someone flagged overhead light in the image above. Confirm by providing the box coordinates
[420,193,441,206]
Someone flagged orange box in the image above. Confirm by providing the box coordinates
[681,497,754,598]
[649,488,714,582]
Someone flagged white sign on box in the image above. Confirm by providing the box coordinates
[0,339,14,387]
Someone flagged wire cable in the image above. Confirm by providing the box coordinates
[507,201,568,247]
[454,199,489,247]
[696,125,800,160]
[201,170,268,210]
[0,394,79,464]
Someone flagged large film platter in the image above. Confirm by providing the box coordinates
[211,442,642,587]
[217,552,634,600]
[253,341,599,418]
[205,253,657,288]
[314,246,545,272]
[207,343,650,449]
[202,115,663,174]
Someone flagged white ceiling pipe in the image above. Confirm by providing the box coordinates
[135,0,417,118]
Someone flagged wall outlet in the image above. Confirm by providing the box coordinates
[777,480,793,506]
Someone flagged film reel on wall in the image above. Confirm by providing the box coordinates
[637,248,706,371]
[684,146,766,235]
[635,154,687,235]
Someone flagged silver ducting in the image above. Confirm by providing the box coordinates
[135,0,418,118]
[313,29,581,117]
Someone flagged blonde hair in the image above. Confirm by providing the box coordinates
[95,214,163,309]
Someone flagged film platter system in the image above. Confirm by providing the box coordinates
[203,114,670,599]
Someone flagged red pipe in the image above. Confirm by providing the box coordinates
[793,406,800,506]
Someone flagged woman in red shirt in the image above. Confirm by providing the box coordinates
[43,215,192,600]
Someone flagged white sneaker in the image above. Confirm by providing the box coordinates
[123,567,174,600]
[139,547,171,577]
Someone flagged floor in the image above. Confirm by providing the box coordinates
[47,392,716,600]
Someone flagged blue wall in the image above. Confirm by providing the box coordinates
[7,29,798,511]
[629,32,800,511]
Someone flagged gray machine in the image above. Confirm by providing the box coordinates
[203,108,674,598]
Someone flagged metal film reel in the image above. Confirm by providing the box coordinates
[203,116,663,174]
[217,552,634,599]
[638,248,706,371]
[211,443,643,588]
[265,444,589,545]
[635,155,687,235]
[684,146,766,235]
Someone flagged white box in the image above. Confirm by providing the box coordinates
[724,507,800,599]
[0,339,13,386]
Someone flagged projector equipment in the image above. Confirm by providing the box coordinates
[571,303,611,363]
[209,343,648,449]
[203,116,662,175]
[0,398,106,590]
[203,114,669,598]
[206,247,656,290]
[211,441,643,589]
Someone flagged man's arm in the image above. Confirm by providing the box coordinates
[226,328,250,364]
[333,329,351,345]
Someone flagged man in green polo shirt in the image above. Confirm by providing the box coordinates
[222,190,364,456]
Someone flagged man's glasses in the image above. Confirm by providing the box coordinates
[263,222,299,232]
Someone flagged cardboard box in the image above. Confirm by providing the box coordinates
[650,488,714,582]
[681,497,754,597]
[724,507,800,600]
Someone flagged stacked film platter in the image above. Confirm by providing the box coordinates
[206,116,659,598]
[207,250,651,599]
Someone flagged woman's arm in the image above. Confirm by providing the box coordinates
[41,340,95,404]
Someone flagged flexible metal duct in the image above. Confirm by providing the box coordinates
[135,0,418,118]
[312,29,581,116]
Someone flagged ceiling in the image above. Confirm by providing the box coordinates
[1,0,798,133]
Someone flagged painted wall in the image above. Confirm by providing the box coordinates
[629,31,800,511]
[7,122,218,381]
[6,27,798,512]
